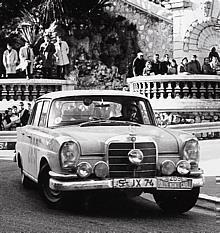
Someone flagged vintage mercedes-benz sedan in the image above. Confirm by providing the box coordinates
[16,90,204,213]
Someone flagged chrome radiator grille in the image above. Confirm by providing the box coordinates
[108,142,157,178]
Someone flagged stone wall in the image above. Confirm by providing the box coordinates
[107,0,173,60]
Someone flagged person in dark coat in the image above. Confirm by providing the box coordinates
[178,57,189,73]
[161,54,171,75]
[187,55,201,74]
[40,35,56,78]
[208,47,220,62]
[202,57,213,74]
[18,102,30,126]
[132,52,146,76]
[151,54,161,75]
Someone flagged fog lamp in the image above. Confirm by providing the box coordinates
[77,162,92,178]
[177,160,190,175]
[161,160,176,175]
[94,161,109,178]
[128,149,144,165]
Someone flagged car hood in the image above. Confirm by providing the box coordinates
[53,125,179,155]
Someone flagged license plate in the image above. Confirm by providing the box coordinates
[113,178,156,188]
[157,177,192,190]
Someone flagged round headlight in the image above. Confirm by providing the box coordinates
[77,162,92,178]
[94,161,109,178]
[177,160,190,175]
[161,160,176,175]
[128,149,144,165]
[60,141,80,169]
[183,139,200,162]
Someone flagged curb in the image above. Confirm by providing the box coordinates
[196,194,220,211]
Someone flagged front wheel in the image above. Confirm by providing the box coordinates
[153,188,200,214]
[38,164,64,208]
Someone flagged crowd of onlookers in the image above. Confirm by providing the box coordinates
[0,34,70,80]
[0,102,31,131]
[132,47,220,77]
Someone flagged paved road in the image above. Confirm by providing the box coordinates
[0,161,217,233]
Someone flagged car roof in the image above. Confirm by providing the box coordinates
[37,90,148,101]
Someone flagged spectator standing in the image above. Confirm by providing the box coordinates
[187,55,201,74]
[132,52,146,76]
[143,60,155,76]
[208,47,220,62]
[18,41,34,79]
[40,35,56,78]
[209,56,220,75]
[151,54,161,75]
[0,47,6,78]
[19,102,30,126]
[3,43,18,78]
[178,57,189,74]
[161,54,171,75]
[3,108,16,131]
[167,59,178,75]
[202,57,213,74]
[54,35,69,79]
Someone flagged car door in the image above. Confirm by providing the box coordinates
[25,101,43,177]
[31,100,50,179]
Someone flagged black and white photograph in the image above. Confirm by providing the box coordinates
[0,0,219,232]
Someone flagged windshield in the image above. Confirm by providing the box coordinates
[48,96,152,127]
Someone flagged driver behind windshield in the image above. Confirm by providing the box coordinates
[110,103,141,123]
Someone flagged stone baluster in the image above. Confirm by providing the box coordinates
[32,85,38,99]
[1,85,7,100]
[191,81,197,99]
[182,82,189,99]
[174,82,180,99]
[207,82,213,99]
[200,82,206,99]
[145,81,150,98]
[215,83,220,99]
[166,81,173,99]
[158,82,164,99]
[151,82,157,99]
[9,85,14,100]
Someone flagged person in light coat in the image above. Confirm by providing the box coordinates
[3,43,18,77]
[18,41,34,79]
[54,35,69,79]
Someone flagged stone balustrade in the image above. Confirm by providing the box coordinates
[0,79,76,101]
[127,74,220,112]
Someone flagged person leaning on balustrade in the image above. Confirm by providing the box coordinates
[209,56,220,75]
[167,59,178,75]
[132,52,146,77]
[151,53,161,75]
[187,55,201,74]
[3,42,18,78]
[160,54,171,75]
[202,57,213,74]
[178,57,189,74]
[142,60,155,76]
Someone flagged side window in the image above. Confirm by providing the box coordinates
[39,101,50,127]
[32,101,43,127]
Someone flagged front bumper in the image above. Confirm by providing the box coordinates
[49,172,204,192]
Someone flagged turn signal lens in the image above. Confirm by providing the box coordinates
[77,162,92,178]
[161,160,176,175]
[94,161,109,178]
[177,160,190,175]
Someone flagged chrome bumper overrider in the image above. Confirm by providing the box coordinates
[49,176,205,191]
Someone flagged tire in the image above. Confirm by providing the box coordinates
[153,188,200,214]
[38,164,64,208]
